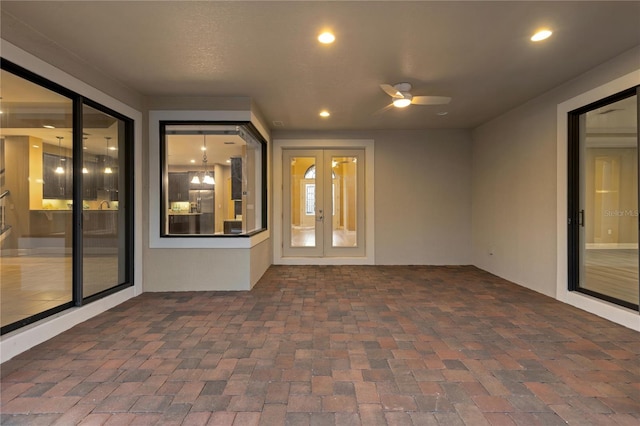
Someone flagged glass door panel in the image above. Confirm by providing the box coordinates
[283,150,323,256]
[0,70,74,329]
[82,104,126,298]
[283,149,365,258]
[576,92,639,308]
[324,151,365,257]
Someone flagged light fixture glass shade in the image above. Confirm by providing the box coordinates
[393,98,411,108]
[104,167,113,174]
[203,174,215,185]
[55,166,65,174]
[191,174,201,184]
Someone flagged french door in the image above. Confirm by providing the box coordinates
[283,149,365,257]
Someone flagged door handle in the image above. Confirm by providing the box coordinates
[579,209,585,227]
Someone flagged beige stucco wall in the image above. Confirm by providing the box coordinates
[142,97,273,292]
[472,46,640,297]
[274,129,473,265]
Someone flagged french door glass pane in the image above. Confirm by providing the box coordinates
[0,70,73,328]
[290,156,316,247]
[331,156,357,247]
[82,104,125,297]
[580,94,639,305]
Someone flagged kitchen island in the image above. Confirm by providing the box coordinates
[168,212,201,234]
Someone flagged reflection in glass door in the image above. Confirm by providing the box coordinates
[0,61,133,335]
[0,70,74,329]
[569,88,639,310]
[283,149,364,257]
[82,104,128,298]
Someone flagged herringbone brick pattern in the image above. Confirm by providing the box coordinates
[1,265,639,425]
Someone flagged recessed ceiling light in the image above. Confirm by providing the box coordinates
[436,111,448,116]
[32,145,40,148]
[43,125,55,129]
[190,159,196,163]
[318,32,335,44]
[319,110,331,118]
[226,159,231,164]
[201,146,207,151]
[531,29,552,42]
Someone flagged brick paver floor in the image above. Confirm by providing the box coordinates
[1,265,639,425]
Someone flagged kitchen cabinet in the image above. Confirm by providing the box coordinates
[168,172,190,202]
[224,220,242,234]
[43,153,72,199]
[43,154,109,200]
[168,213,200,234]
[42,154,115,201]
[231,157,242,200]
[82,160,98,200]
[95,155,118,201]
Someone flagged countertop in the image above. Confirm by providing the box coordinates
[32,209,119,212]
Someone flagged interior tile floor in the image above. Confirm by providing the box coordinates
[290,227,357,248]
[1,254,119,328]
[1,265,639,425]
[584,249,639,305]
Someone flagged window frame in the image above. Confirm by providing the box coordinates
[158,120,268,239]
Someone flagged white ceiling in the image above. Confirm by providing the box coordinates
[1,1,639,131]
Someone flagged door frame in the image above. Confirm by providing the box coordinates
[557,70,639,331]
[273,139,375,265]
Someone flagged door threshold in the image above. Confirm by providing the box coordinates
[276,257,374,265]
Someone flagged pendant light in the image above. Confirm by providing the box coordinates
[191,134,215,185]
[54,136,65,174]
[202,136,215,185]
[104,136,113,174]
[190,139,201,185]
[82,137,88,174]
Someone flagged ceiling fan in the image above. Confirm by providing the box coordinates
[380,82,451,108]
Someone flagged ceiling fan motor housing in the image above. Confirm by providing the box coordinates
[394,82,412,93]
[396,92,412,101]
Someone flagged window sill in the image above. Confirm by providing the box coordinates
[150,228,269,249]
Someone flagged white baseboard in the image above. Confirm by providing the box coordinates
[586,243,638,250]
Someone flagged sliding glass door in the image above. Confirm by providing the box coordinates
[0,70,74,329]
[569,87,639,310]
[0,60,134,334]
[82,104,131,298]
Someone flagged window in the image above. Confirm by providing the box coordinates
[0,59,134,334]
[160,122,266,236]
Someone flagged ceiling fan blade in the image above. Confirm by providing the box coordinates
[372,103,395,116]
[412,96,452,105]
[380,84,402,98]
